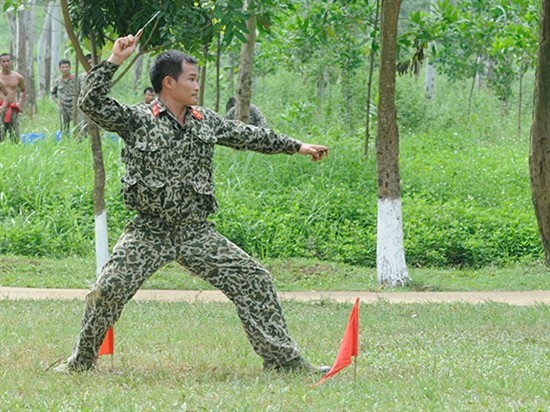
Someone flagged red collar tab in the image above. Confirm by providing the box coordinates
[151,102,160,118]
[190,108,203,120]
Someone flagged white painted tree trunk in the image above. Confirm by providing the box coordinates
[94,210,110,276]
[377,197,410,286]
[424,58,435,99]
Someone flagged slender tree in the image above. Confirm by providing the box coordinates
[236,0,256,124]
[365,0,380,158]
[376,0,410,287]
[529,0,550,265]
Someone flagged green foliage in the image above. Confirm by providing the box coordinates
[405,0,539,103]
[0,70,542,268]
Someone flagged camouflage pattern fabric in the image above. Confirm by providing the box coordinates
[226,105,268,128]
[0,107,20,143]
[52,76,76,133]
[63,61,305,371]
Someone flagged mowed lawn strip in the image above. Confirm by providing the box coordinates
[1,255,549,292]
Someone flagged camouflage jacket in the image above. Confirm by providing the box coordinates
[52,76,76,109]
[79,61,302,223]
[226,105,268,128]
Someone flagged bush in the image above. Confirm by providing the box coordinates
[0,74,542,268]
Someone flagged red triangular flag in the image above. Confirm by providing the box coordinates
[315,298,359,385]
[98,327,114,356]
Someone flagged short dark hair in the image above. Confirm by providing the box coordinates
[0,53,12,59]
[226,96,236,112]
[58,59,71,67]
[143,86,154,94]
[149,50,197,94]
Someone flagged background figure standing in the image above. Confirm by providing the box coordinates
[51,59,76,136]
[143,86,155,104]
[225,96,268,128]
[54,32,330,375]
[0,53,26,143]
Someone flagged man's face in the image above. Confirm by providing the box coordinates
[144,90,155,104]
[171,62,199,106]
[60,63,71,76]
[0,56,12,71]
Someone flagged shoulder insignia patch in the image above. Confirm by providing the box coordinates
[151,102,160,118]
[190,108,203,120]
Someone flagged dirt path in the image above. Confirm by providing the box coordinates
[0,287,548,306]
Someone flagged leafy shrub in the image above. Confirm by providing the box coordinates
[0,74,542,268]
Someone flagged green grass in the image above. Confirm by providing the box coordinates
[1,255,549,291]
[1,300,548,410]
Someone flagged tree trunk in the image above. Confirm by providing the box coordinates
[518,68,523,137]
[89,124,110,273]
[12,3,36,116]
[60,0,109,273]
[424,60,435,99]
[23,2,37,116]
[215,34,221,113]
[376,0,410,287]
[236,0,256,124]
[199,45,208,107]
[365,0,380,158]
[38,1,53,98]
[134,55,143,94]
[50,2,62,80]
[529,0,550,266]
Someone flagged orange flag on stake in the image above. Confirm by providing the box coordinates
[98,327,114,356]
[315,298,359,386]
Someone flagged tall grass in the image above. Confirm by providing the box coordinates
[0,69,543,267]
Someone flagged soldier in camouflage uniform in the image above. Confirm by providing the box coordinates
[54,32,329,374]
[225,96,268,128]
[51,59,77,135]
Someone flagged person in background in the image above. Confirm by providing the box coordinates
[54,31,330,375]
[225,96,267,128]
[51,59,76,135]
[0,53,26,143]
[143,86,155,104]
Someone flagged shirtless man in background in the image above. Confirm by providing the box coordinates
[0,53,26,143]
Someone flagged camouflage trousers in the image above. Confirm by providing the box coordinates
[0,109,20,143]
[59,105,73,134]
[65,215,302,370]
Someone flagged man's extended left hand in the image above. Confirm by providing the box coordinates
[299,143,329,162]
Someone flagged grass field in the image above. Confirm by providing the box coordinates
[1,299,548,411]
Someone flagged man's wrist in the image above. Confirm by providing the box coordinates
[107,55,123,66]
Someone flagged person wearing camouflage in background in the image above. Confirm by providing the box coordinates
[54,31,329,374]
[51,59,77,135]
[225,96,268,128]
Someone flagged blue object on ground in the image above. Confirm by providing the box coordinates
[20,132,46,144]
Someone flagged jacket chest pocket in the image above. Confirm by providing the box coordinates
[122,174,166,213]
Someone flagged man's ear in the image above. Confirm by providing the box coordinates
[162,76,173,90]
